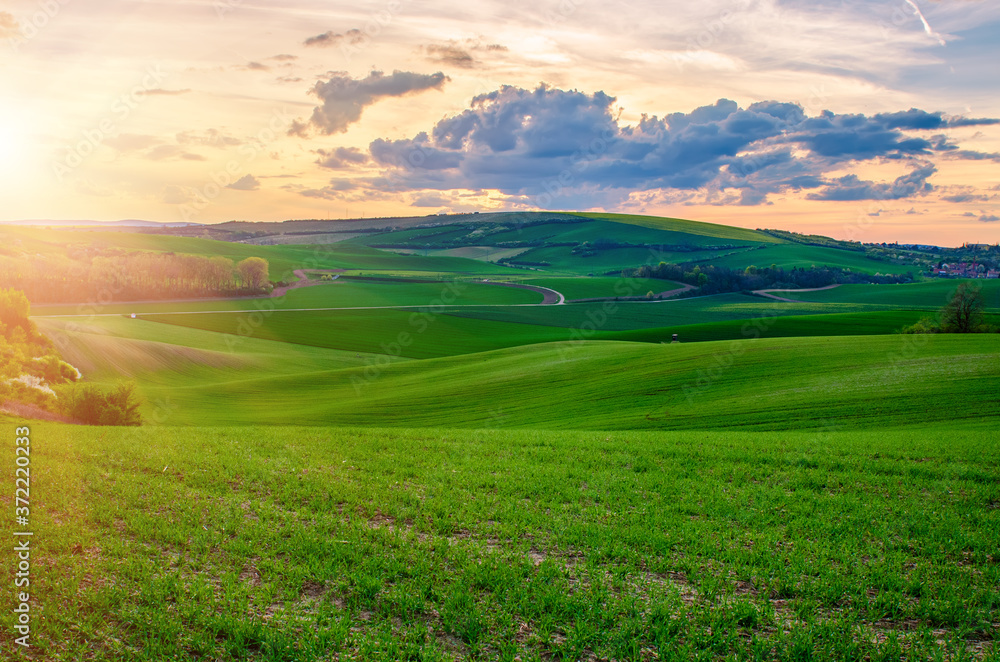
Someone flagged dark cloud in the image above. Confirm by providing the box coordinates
[354,84,998,207]
[227,175,260,191]
[421,39,509,69]
[980,214,1000,223]
[298,70,449,135]
[304,29,365,48]
[316,146,370,169]
[941,193,988,203]
[425,44,475,68]
[806,165,936,202]
[945,149,1000,162]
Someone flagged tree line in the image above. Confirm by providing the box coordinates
[0,251,270,304]
[632,262,912,294]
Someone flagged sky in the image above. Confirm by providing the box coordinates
[1,0,999,244]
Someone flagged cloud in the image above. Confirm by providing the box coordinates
[356,84,999,208]
[980,214,1000,223]
[411,193,452,207]
[425,44,475,68]
[176,128,243,148]
[421,39,509,69]
[144,144,204,161]
[234,62,270,72]
[304,29,365,48]
[316,146,369,169]
[941,193,988,203]
[0,12,19,39]
[298,70,449,135]
[227,175,260,191]
[806,165,936,201]
[269,54,298,61]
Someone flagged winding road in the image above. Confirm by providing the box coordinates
[31,276,720,319]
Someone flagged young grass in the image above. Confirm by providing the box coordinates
[2,424,996,660]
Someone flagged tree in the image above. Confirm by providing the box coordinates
[64,382,142,426]
[237,257,269,291]
[940,282,984,333]
[0,287,32,337]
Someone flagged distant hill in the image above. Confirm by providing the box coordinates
[1,219,201,228]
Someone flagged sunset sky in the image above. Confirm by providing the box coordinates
[2,0,999,243]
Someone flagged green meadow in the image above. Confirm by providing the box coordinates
[4,213,999,660]
[2,423,997,660]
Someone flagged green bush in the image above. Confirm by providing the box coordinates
[31,355,81,384]
[899,316,940,334]
[63,383,142,426]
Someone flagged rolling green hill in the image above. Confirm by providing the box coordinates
[36,315,1000,430]
[342,212,905,275]
[780,279,1000,307]
[8,211,1000,662]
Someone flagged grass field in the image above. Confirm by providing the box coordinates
[781,280,1000,308]
[442,294,890,331]
[7,214,1000,661]
[30,277,543,317]
[573,212,784,244]
[34,317,1000,430]
[2,423,997,660]
[139,309,574,360]
[521,277,683,300]
[1,226,528,282]
[690,244,906,275]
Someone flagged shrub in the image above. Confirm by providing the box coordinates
[899,316,940,334]
[63,383,142,426]
[31,355,81,384]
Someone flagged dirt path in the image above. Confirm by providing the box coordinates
[269,269,343,299]
[1,400,79,424]
[568,283,696,303]
[752,284,841,303]
[483,281,564,305]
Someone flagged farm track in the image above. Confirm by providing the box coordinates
[752,284,841,302]
[568,283,696,303]
[482,281,565,304]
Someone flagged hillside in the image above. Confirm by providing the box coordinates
[34,313,1000,430]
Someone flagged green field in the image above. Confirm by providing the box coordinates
[6,213,1000,661]
[692,244,905,274]
[2,423,997,660]
[574,212,784,243]
[782,280,1000,307]
[522,277,683,300]
[31,277,543,317]
[342,213,906,275]
[35,316,1000,429]
[1,226,528,282]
